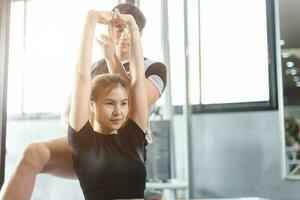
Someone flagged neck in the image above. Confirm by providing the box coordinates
[93,120,117,135]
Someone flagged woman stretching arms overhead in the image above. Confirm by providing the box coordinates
[67,9,147,199]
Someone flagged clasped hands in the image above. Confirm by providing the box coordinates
[87,9,137,60]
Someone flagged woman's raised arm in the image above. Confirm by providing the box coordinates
[69,11,113,131]
[115,11,147,132]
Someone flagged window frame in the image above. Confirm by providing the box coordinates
[6,0,120,116]
[188,0,278,114]
[0,0,10,189]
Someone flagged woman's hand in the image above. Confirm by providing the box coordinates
[87,10,114,24]
[112,9,138,30]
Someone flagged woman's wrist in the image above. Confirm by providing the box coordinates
[125,15,137,28]
[87,10,113,24]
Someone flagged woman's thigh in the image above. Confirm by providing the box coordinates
[41,136,77,179]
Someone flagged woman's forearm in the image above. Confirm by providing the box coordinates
[69,11,98,130]
[76,12,97,77]
[128,23,145,82]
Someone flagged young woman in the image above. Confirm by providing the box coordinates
[67,9,147,199]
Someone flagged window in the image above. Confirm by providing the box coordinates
[139,0,166,107]
[200,0,272,103]
[196,0,277,112]
[8,0,118,115]
[167,0,187,106]
[7,1,24,114]
[158,0,277,112]
[140,0,163,62]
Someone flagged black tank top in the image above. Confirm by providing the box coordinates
[68,119,147,200]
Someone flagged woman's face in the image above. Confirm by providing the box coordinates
[93,86,129,133]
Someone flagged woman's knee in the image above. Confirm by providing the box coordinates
[20,142,51,173]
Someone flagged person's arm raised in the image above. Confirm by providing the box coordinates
[96,23,162,107]
[115,12,147,132]
[69,11,112,131]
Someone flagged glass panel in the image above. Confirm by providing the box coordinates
[139,0,165,107]
[140,0,163,62]
[7,2,24,114]
[187,0,200,105]
[168,0,185,106]
[8,0,117,114]
[167,0,201,106]
[200,0,270,104]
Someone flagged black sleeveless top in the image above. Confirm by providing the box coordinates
[68,119,147,200]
